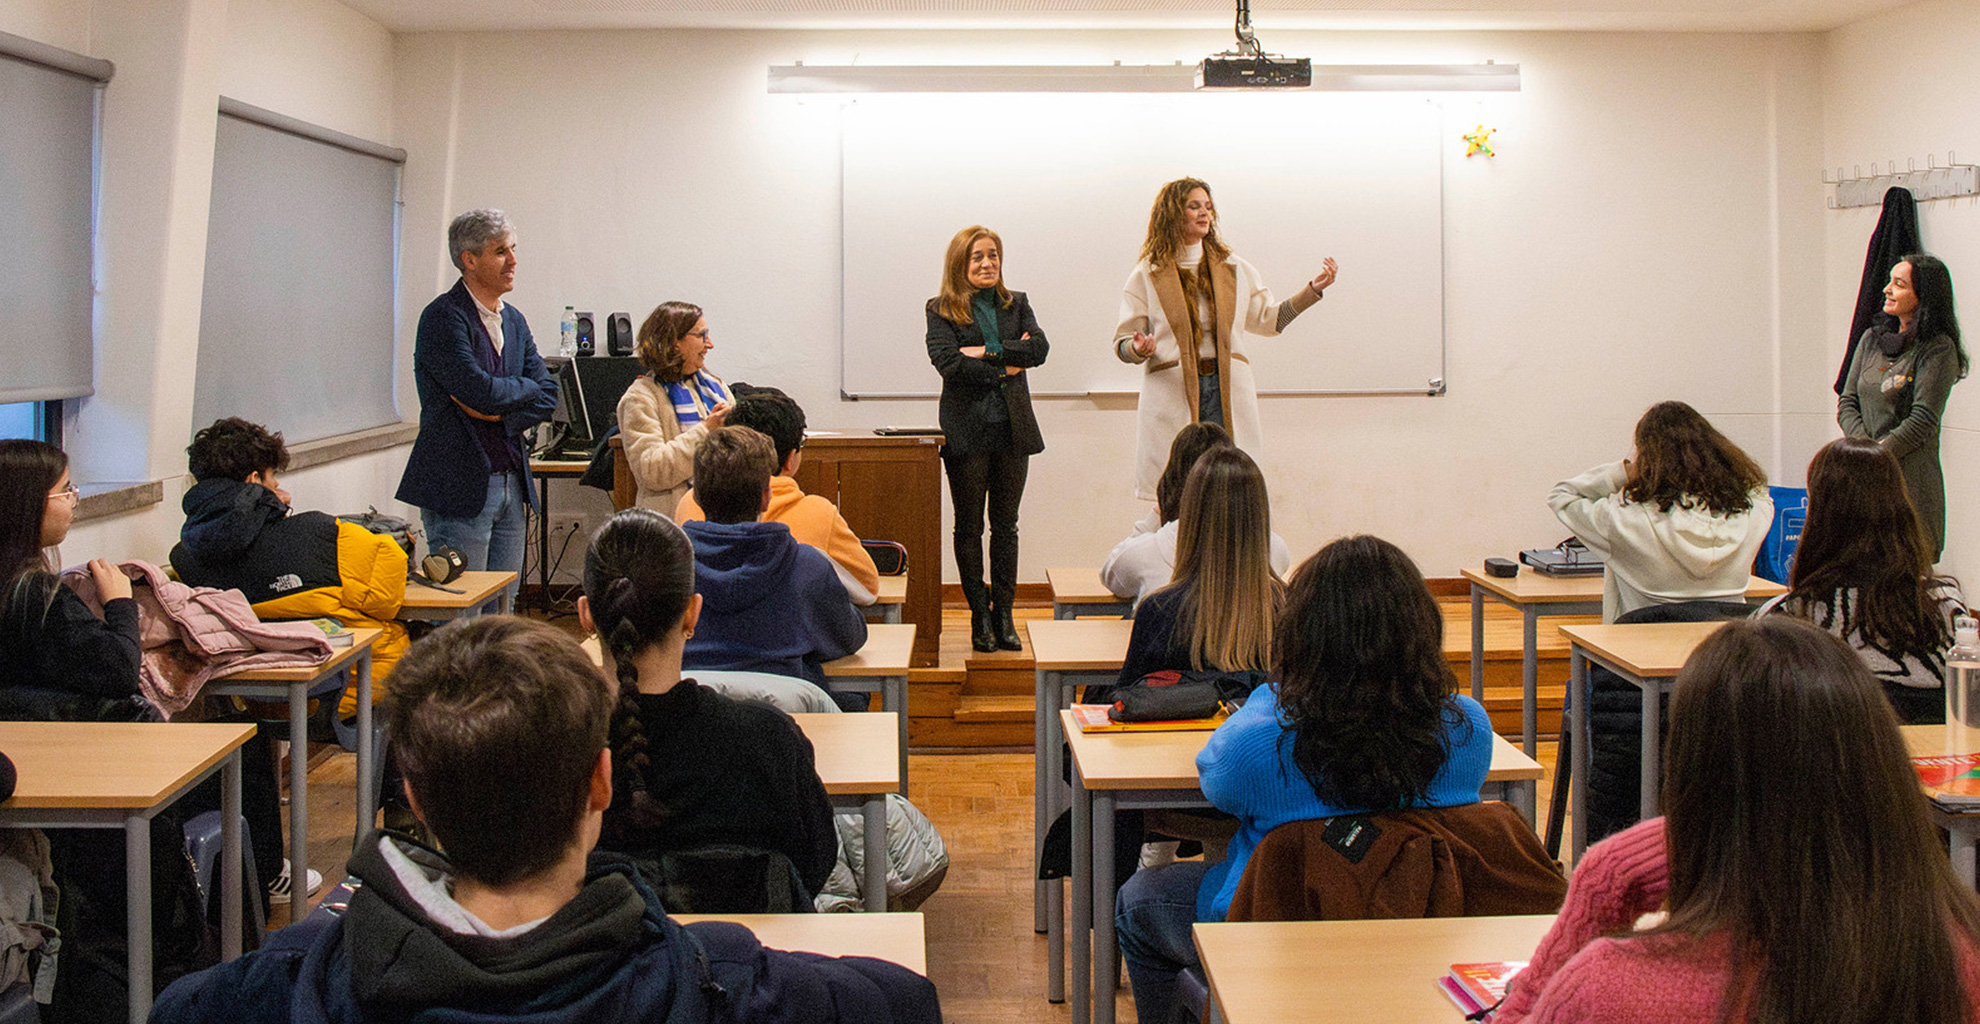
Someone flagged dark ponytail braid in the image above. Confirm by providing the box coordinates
[581,509,697,844]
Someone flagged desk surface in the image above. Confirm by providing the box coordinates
[792,712,900,795]
[1460,567,1784,606]
[1048,567,1126,605]
[1062,710,1542,790]
[0,722,256,810]
[401,571,517,611]
[1028,618,1136,671]
[1195,915,1555,1024]
[876,576,906,605]
[672,912,926,975]
[1557,620,1728,678]
[822,623,915,677]
[213,627,381,682]
[529,458,591,475]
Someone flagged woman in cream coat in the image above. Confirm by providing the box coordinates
[616,301,731,517]
[1114,178,1338,500]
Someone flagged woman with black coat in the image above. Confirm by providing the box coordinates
[925,225,1049,652]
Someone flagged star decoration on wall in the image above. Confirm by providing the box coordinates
[1463,125,1496,158]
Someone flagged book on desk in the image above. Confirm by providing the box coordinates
[1914,752,1980,808]
[1068,703,1229,733]
[1437,960,1527,1018]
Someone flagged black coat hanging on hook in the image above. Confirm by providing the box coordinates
[1837,186,1921,395]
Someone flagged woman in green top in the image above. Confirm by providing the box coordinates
[1838,253,1968,559]
[925,226,1049,652]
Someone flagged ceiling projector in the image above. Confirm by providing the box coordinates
[1196,56,1311,89]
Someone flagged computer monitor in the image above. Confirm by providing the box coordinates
[544,355,645,455]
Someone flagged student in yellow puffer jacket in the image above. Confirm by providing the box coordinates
[170,419,409,717]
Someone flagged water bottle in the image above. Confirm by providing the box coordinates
[559,306,577,358]
[1947,614,1980,731]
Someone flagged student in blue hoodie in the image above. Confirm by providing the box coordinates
[681,426,868,711]
[150,616,940,1024]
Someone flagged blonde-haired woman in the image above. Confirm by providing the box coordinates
[1102,446,1284,703]
[615,301,732,517]
[1115,177,1338,500]
[925,225,1049,652]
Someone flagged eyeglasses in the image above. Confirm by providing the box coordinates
[686,329,712,341]
[47,484,79,504]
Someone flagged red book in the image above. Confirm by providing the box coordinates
[1438,961,1526,1019]
[1913,752,1980,808]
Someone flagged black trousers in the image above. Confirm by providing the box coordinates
[942,446,1029,601]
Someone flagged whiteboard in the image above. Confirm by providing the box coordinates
[840,92,1444,398]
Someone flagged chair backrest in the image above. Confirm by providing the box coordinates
[635,845,813,914]
[692,670,840,713]
[861,539,908,577]
[1226,802,1566,923]
[1614,599,1751,626]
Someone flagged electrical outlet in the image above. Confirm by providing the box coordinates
[550,515,587,538]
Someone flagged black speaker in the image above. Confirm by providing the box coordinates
[573,311,596,356]
[608,312,634,356]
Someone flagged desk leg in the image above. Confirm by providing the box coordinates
[1035,666,1051,937]
[221,751,242,961]
[288,680,308,924]
[127,815,151,1024]
[1571,649,1589,863]
[1070,761,1090,1021]
[1522,610,1539,757]
[1952,828,1977,889]
[355,649,376,842]
[1469,585,1484,704]
[498,587,513,616]
[537,473,553,613]
[862,795,887,913]
[1093,789,1117,1024]
[1639,680,1661,821]
[887,675,909,793]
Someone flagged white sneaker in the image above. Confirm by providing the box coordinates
[268,864,323,906]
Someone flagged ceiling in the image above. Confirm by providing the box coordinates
[339,0,1914,34]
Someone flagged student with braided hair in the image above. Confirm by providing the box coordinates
[577,507,839,905]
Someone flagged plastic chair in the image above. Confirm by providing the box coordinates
[183,810,267,936]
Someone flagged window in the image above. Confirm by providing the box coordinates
[0,401,60,444]
[192,99,405,442]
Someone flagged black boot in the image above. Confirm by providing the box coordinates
[990,581,1023,652]
[963,578,996,653]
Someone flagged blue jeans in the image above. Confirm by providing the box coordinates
[1196,372,1224,429]
[1116,859,1210,1024]
[421,470,526,614]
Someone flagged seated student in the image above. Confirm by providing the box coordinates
[169,417,410,715]
[1114,534,1495,1024]
[151,615,941,1024]
[1549,400,1773,623]
[676,387,882,606]
[681,426,868,707]
[1497,616,1980,1024]
[581,507,839,905]
[1100,422,1292,606]
[1097,446,1284,706]
[1760,437,1964,725]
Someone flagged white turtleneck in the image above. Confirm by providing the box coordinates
[1177,242,1215,360]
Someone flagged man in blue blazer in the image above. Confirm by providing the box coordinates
[396,209,557,608]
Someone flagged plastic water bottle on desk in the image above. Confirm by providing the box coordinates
[560,306,577,358]
[1947,615,1980,748]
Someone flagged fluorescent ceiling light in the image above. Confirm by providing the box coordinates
[767,62,1518,94]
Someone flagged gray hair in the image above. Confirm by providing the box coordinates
[447,209,514,272]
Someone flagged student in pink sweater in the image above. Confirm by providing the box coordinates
[1499,616,1980,1024]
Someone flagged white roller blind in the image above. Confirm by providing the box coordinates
[193,105,403,442]
[0,43,104,403]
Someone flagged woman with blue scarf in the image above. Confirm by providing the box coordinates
[925,226,1049,652]
[616,301,734,517]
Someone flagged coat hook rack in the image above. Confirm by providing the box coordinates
[1825,151,1979,209]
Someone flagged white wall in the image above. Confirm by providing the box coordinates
[1821,0,1980,581]
[0,0,409,565]
[395,27,1827,581]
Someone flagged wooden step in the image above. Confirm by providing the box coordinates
[953,694,1036,724]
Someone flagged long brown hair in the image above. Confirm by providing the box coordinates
[1785,437,1956,666]
[1275,535,1466,809]
[1139,177,1231,270]
[1623,401,1766,515]
[635,301,704,383]
[1658,617,1980,1024]
[929,225,1012,325]
[1160,446,1282,672]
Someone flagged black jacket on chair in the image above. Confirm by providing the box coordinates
[924,292,1048,456]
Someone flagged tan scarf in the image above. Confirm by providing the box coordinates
[1149,259,1239,439]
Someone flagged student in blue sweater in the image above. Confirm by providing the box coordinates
[681,426,867,710]
[1114,535,1495,1023]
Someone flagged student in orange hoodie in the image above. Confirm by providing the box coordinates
[676,387,881,606]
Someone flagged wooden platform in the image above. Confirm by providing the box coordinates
[905,592,1591,749]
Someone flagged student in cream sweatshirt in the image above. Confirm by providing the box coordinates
[1548,402,1773,623]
